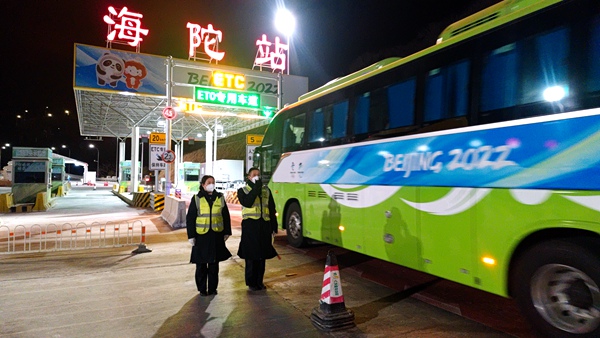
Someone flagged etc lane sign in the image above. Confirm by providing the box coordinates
[149,133,167,170]
[171,66,279,109]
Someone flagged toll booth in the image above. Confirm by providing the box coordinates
[11,147,52,204]
[119,160,141,192]
[51,157,66,196]
[178,162,201,193]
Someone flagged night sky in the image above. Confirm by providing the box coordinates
[0,0,500,172]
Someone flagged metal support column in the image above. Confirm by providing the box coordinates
[131,126,140,193]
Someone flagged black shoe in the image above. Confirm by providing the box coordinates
[248,286,260,291]
[207,290,218,295]
[199,291,208,296]
[258,284,266,290]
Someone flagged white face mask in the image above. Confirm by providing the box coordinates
[204,183,215,192]
[251,176,260,183]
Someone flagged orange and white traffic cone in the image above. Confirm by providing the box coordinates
[310,250,355,331]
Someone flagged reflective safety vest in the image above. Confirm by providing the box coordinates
[241,184,270,221]
[195,195,224,234]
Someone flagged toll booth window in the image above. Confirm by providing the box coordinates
[14,162,47,183]
[185,171,199,182]
[52,173,63,181]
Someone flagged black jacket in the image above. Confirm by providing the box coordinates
[236,179,278,260]
[186,188,232,263]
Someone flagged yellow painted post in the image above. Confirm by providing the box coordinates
[0,194,8,213]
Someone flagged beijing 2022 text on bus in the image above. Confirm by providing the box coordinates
[253,0,600,336]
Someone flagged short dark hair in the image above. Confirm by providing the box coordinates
[247,167,260,176]
[200,175,214,185]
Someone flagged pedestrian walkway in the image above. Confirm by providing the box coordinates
[0,187,512,337]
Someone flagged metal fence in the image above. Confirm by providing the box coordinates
[0,220,147,254]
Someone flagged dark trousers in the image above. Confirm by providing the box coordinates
[195,262,219,293]
[245,259,266,287]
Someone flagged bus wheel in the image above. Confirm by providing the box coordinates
[285,202,305,248]
[511,239,600,337]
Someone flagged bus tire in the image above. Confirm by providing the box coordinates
[510,239,600,337]
[285,202,306,248]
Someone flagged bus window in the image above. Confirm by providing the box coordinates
[308,108,325,143]
[387,77,416,128]
[424,59,469,122]
[481,43,520,112]
[587,15,600,93]
[283,114,305,150]
[520,27,569,104]
[353,92,370,135]
[369,88,388,133]
[331,100,348,139]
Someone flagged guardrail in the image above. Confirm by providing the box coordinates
[0,220,148,254]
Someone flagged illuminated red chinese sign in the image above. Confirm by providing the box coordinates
[103,6,149,47]
[187,23,225,62]
[254,34,288,73]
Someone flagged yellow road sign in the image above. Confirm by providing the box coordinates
[150,133,166,144]
[246,134,263,145]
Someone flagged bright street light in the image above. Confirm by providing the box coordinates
[274,7,295,75]
[89,144,100,174]
[274,8,296,37]
[62,144,71,157]
[0,143,10,169]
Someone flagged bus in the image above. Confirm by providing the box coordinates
[253,0,600,336]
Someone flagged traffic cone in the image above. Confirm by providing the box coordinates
[310,250,355,331]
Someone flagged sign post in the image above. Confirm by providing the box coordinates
[246,134,263,172]
[149,132,166,192]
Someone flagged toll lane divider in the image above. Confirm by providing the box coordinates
[150,193,165,212]
[160,196,186,229]
[0,220,150,254]
[132,192,150,208]
[224,191,239,204]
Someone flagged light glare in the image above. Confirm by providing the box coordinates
[275,8,295,36]
[482,256,496,265]
[543,86,566,102]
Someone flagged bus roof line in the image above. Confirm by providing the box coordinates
[285,0,562,112]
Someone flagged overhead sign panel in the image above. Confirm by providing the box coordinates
[194,86,261,109]
[73,44,166,96]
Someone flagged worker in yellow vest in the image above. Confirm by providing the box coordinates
[186,175,232,296]
[237,167,278,291]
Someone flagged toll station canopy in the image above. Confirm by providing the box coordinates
[73,43,308,141]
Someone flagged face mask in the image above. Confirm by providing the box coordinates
[204,183,215,192]
[251,176,260,183]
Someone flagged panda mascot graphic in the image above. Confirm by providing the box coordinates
[96,53,124,88]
